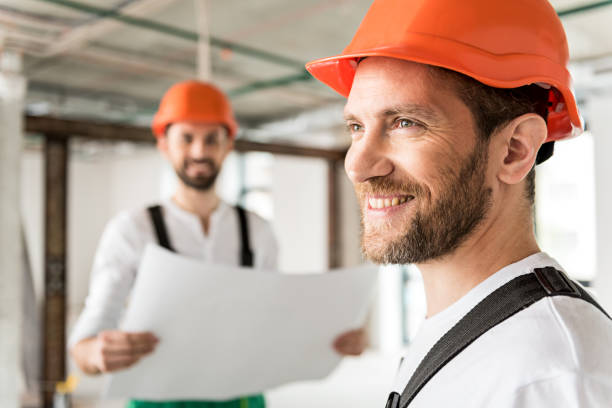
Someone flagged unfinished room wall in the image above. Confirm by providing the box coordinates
[339,168,362,268]
[535,132,597,282]
[20,143,165,312]
[21,149,45,299]
[68,151,113,308]
[589,95,612,312]
[271,156,329,273]
[71,146,164,310]
[108,146,166,217]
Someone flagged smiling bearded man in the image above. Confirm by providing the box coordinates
[306,0,612,407]
[357,130,491,265]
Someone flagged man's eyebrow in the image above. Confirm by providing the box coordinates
[343,104,441,123]
[343,112,358,122]
[383,104,441,122]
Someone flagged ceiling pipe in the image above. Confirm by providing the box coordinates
[557,0,612,17]
[228,71,313,98]
[41,0,178,57]
[32,0,306,69]
[70,46,195,78]
[1,28,50,55]
[1,24,195,78]
[28,80,159,109]
[0,7,71,32]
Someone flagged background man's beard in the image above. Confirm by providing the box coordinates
[359,142,492,265]
[175,159,219,191]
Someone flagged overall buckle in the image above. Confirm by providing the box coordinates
[534,266,581,297]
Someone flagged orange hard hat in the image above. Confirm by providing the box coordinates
[152,80,238,138]
[306,0,582,143]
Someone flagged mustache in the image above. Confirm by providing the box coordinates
[355,176,426,197]
[184,158,216,168]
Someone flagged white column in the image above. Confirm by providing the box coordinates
[195,0,211,81]
[0,49,27,408]
[589,95,612,312]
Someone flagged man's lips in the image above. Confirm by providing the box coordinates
[366,194,415,210]
[186,162,214,173]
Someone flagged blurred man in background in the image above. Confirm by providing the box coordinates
[69,80,366,408]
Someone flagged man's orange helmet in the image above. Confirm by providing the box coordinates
[306,0,582,143]
[152,80,238,138]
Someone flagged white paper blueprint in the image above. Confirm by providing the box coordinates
[105,244,378,401]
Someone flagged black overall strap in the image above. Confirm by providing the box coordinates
[387,267,611,408]
[147,205,175,252]
[236,206,254,267]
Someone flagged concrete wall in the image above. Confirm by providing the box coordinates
[589,95,612,312]
[272,156,329,273]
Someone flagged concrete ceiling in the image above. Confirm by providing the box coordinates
[2,0,612,139]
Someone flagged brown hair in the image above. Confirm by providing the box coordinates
[430,67,550,205]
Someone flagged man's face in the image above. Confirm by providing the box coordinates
[344,57,492,264]
[159,122,233,191]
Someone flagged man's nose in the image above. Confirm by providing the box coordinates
[188,138,208,158]
[345,132,393,184]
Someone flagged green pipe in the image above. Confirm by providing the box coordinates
[33,0,306,69]
[557,0,612,17]
[228,70,312,98]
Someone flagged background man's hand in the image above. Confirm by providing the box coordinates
[333,328,368,356]
[71,330,158,375]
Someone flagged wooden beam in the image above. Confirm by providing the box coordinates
[42,135,68,408]
[25,115,347,161]
[26,115,152,143]
[235,139,346,161]
[328,160,341,269]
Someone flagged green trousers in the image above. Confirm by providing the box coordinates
[126,395,265,408]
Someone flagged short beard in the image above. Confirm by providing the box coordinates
[359,141,492,264]
[175,158,219,191]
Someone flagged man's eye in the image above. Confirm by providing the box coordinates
[347,123,362,132]
[206,135,219,145]
[183,134,193,143]
[397,119,417,128]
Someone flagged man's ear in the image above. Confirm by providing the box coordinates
[495,113,547,186]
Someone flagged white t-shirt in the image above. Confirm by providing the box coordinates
[393,252,612,407]
[69,199,278,347]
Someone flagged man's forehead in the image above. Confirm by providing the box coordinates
[344,59,445,119]
[170,121,226,133]
[344,57,466,121]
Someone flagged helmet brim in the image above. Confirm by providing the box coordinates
[306,40,583,142]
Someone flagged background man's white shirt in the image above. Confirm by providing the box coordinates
[393,253,612,407]
[69,199,278,346]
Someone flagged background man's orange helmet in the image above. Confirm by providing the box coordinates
[152,80,238,138]
[306,0,583,143]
